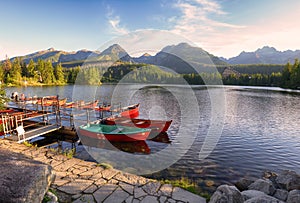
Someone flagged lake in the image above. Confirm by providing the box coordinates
[6,84,300,193]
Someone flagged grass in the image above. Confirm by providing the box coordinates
[160,177,211,201]
[161,177,197,194]
[63,148,76,159]
[96,162,113,169]
[23,141,37,148]
[42,188,58,203]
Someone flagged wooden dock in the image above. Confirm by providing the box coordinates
[6,124,61,143]
[1,95,126,143]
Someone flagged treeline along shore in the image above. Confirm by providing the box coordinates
[0,56,300,89]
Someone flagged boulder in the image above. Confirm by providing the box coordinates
[287,190,300,203]
[235,178,255,191]
[244,195,284,203]
[248,179,276,195]
[0,148,55,203]
[263,171,279,188]
[209,185,243,203]
[241,190,266,201]
[273,189,288,202]
[276,170,300,191]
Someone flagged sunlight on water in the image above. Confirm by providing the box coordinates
[6,85,300,193]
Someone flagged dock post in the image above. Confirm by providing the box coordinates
[41,97,45,124]
[1,115,6,136]
[86,109,90,125]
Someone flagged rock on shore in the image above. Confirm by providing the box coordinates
[0,148,55,203]
[209,170,300,203]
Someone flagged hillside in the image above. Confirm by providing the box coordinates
[8,44,133,65]
[134,43,227,74]
[222,46,300,64]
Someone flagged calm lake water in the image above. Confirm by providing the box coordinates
[6,84,300,193]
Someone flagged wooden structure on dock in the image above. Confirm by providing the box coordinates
[2,96,63,143]
[2,94,136,143]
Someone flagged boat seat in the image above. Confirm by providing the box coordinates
[135,121,144,125]
[110,127,124,133]
[120,120,131,123]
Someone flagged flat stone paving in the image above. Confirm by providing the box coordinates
[0,140,206,203]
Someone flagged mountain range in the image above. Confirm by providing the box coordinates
[6,44,300,70]
[221,46,300,64]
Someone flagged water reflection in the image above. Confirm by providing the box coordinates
[6,85,300,195]
[80,137,151,154]
[32,131,171,155]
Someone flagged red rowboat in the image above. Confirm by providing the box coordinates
[81,100,99,109]
[104,117,172,133]
[119,104,139,118]
[94,104,111,111]
[77,123,151,142]
[37,98,67,106]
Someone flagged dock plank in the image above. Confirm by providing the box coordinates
[5,125,61,143]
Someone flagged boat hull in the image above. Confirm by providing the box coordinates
[105,117,172,133]
[77,124,151,142]
[120,104,139,118]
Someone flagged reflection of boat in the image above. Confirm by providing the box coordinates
[77,123,151,142]
[104,117,172,133]
[149,132,171,143]
[80,136,150,154]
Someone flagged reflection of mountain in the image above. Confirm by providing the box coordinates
[80,136,150,154]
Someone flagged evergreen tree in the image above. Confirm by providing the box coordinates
[3,55,12,73]
[10,58,22,84]
[54,63,65,84]
[0,63,4,83]
[43,60,56,84]
[36,59,45,82]
[0,85,9,110]
[281,62,292,87]
[27,59,36,78]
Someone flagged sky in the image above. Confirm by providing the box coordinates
[1,0,300,60]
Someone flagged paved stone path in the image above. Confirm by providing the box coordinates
[0,140,206,203]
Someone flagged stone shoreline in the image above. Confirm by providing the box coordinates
[209,170,300,203]
[0,140,206,203]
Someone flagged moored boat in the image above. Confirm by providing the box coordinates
[94,104,111,111]
[77,123,151,142]
[119,103,139,118]
[81,100,99,109]
[37,98,67,106]
[104,117,172,133]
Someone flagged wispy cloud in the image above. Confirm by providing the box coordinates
[169,0,246,56]
[106,5,129,35]
[171,0,244,34]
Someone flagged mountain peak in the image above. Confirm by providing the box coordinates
[225,46,300,64]
[256,46,277,53]
[101,44,126,55]
[142,53,151,57]
[47,47,55,52]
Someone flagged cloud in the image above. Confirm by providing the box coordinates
[169,0,247,56]
[169,0,300,58]
[106,5,129,35]
[171,0,244,35]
